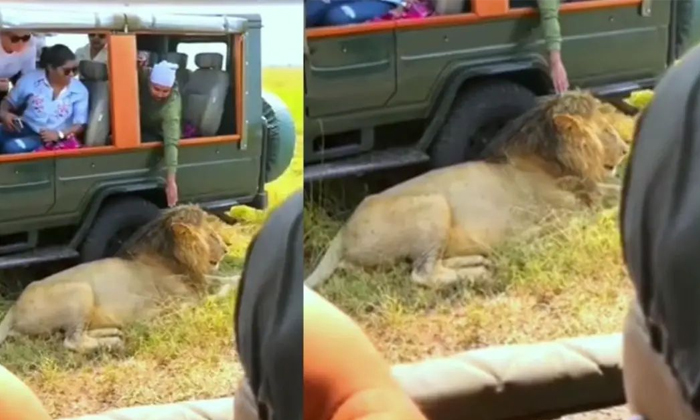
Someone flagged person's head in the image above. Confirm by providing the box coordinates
[39,44,78,85]
[149,61,178,101]
[0,30,31,54]
[88,32,107,50]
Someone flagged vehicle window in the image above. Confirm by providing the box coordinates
[136,34,237,147]
[0,31,113,159]
[177,42,229,71]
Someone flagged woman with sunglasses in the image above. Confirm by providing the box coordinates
[76,33,109,64]
[0,44,88,154]
[0,31,37,102]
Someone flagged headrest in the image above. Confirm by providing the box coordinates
[79,60,108,81]
[195,53,223,70]
[165,52,188,69]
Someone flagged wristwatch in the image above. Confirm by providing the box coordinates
[58,130,65,140]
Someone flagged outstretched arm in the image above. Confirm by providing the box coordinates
[537,0,569,93]
[0,365,51,420]
[304,286,427,420]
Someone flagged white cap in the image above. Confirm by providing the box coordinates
[150,60,178,88]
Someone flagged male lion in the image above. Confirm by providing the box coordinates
[305,91,631,289]
[0,205,234,352]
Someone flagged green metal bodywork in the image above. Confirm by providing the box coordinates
[0,4,297,265]
[304,2,675,169]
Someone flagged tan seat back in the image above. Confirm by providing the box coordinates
[182,52,230,137]
[79,61,111,147]
[164,51,191,89]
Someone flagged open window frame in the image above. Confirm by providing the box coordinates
[305,0,644,39]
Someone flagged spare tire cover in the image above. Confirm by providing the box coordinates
[262,91,296,183]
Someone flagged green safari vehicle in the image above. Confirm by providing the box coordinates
[304,0,697,182]
[0,1,296,270]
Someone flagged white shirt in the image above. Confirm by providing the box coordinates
[75,44,109,64]
[0,38,37,80]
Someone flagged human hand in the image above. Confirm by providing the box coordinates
[166,174,179,208]
[549,51,569,94]
[0,79,11,92]
[39,130,59,143]
[1,112,20,132]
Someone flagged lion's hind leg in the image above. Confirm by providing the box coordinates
[64,328,124,353]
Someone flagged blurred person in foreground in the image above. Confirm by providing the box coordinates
[233,191,426,420]
[621,41,700,419]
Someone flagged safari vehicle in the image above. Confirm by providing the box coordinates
[304,0,693,182]
[0,2,296,270]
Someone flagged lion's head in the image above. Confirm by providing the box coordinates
[117,205,229,291]
[483,90,631,182]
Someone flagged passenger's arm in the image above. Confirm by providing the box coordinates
[0,365,51,420]
[161,93,182,207]
[0,76,28,131]
[537,0,568,93]
[66,88,89,138]
[304,287,427,420]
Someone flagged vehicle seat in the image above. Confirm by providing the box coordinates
[79,61,111,147]
[432,0,468,14]
[164,51,191,89]
[182,52,230,137]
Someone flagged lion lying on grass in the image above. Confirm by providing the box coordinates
[0,205,237,353]
[305,91,633,289]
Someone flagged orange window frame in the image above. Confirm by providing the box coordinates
[305,0,643,39]
[0,31,243,164]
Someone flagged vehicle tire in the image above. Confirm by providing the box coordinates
[430,79,537,168]
[80,196,162,263]
[262,91,296,183]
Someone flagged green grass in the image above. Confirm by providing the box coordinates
[0,67,303,419]
[305,197,633,363]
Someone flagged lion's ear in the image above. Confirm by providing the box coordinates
[552,114,585,137]
[171,222,197,242]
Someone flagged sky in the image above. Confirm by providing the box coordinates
[46,2,303,68]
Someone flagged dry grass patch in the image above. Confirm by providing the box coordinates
[305,202,632,364]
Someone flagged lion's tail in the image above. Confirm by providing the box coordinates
[0,305,15,346]
[305,230,344,289]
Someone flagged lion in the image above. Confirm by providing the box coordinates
[0,205,237,353]
[305,91,631,289]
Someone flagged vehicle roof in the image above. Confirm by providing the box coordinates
[0,1,261,34]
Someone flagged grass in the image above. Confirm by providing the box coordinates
[305,196,633,364]
[0,67,303,418]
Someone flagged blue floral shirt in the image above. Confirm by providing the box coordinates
[7,69,89,134]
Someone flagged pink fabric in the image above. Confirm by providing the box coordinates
[371,0,433,21]
[37,133,81,151]
[183,122,200,139]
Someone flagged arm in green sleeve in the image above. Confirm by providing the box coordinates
[537,0,562,52]
[161,92,182,177]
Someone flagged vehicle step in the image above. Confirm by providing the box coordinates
[304,148,430,183]
[0,246,80,271]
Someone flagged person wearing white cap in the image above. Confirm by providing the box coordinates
[138,59,182,207]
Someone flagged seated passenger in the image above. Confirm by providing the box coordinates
[75,33,109,64]
[0,44,88,154]
[306,0,401,27]
[0,30,38,102]
[138,59,182,207]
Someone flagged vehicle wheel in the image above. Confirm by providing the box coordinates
[262,91,296,183]
[430,80,537,168]
[80,196,161,262]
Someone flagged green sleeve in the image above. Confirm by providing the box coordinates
[537,0,562,52]
[161,91,182,176]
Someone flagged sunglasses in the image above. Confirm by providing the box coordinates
[61,66,78,76]
[89,33,106,39]
[7,34,31,44]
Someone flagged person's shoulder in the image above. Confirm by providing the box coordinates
[18,69,43,82]
[70,78,89,96]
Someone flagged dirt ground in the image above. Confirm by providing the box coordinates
[560,405,630,419]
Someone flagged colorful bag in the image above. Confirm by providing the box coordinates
[37,133,81,151]
[183,122,200,139]
[371,0,433,21]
